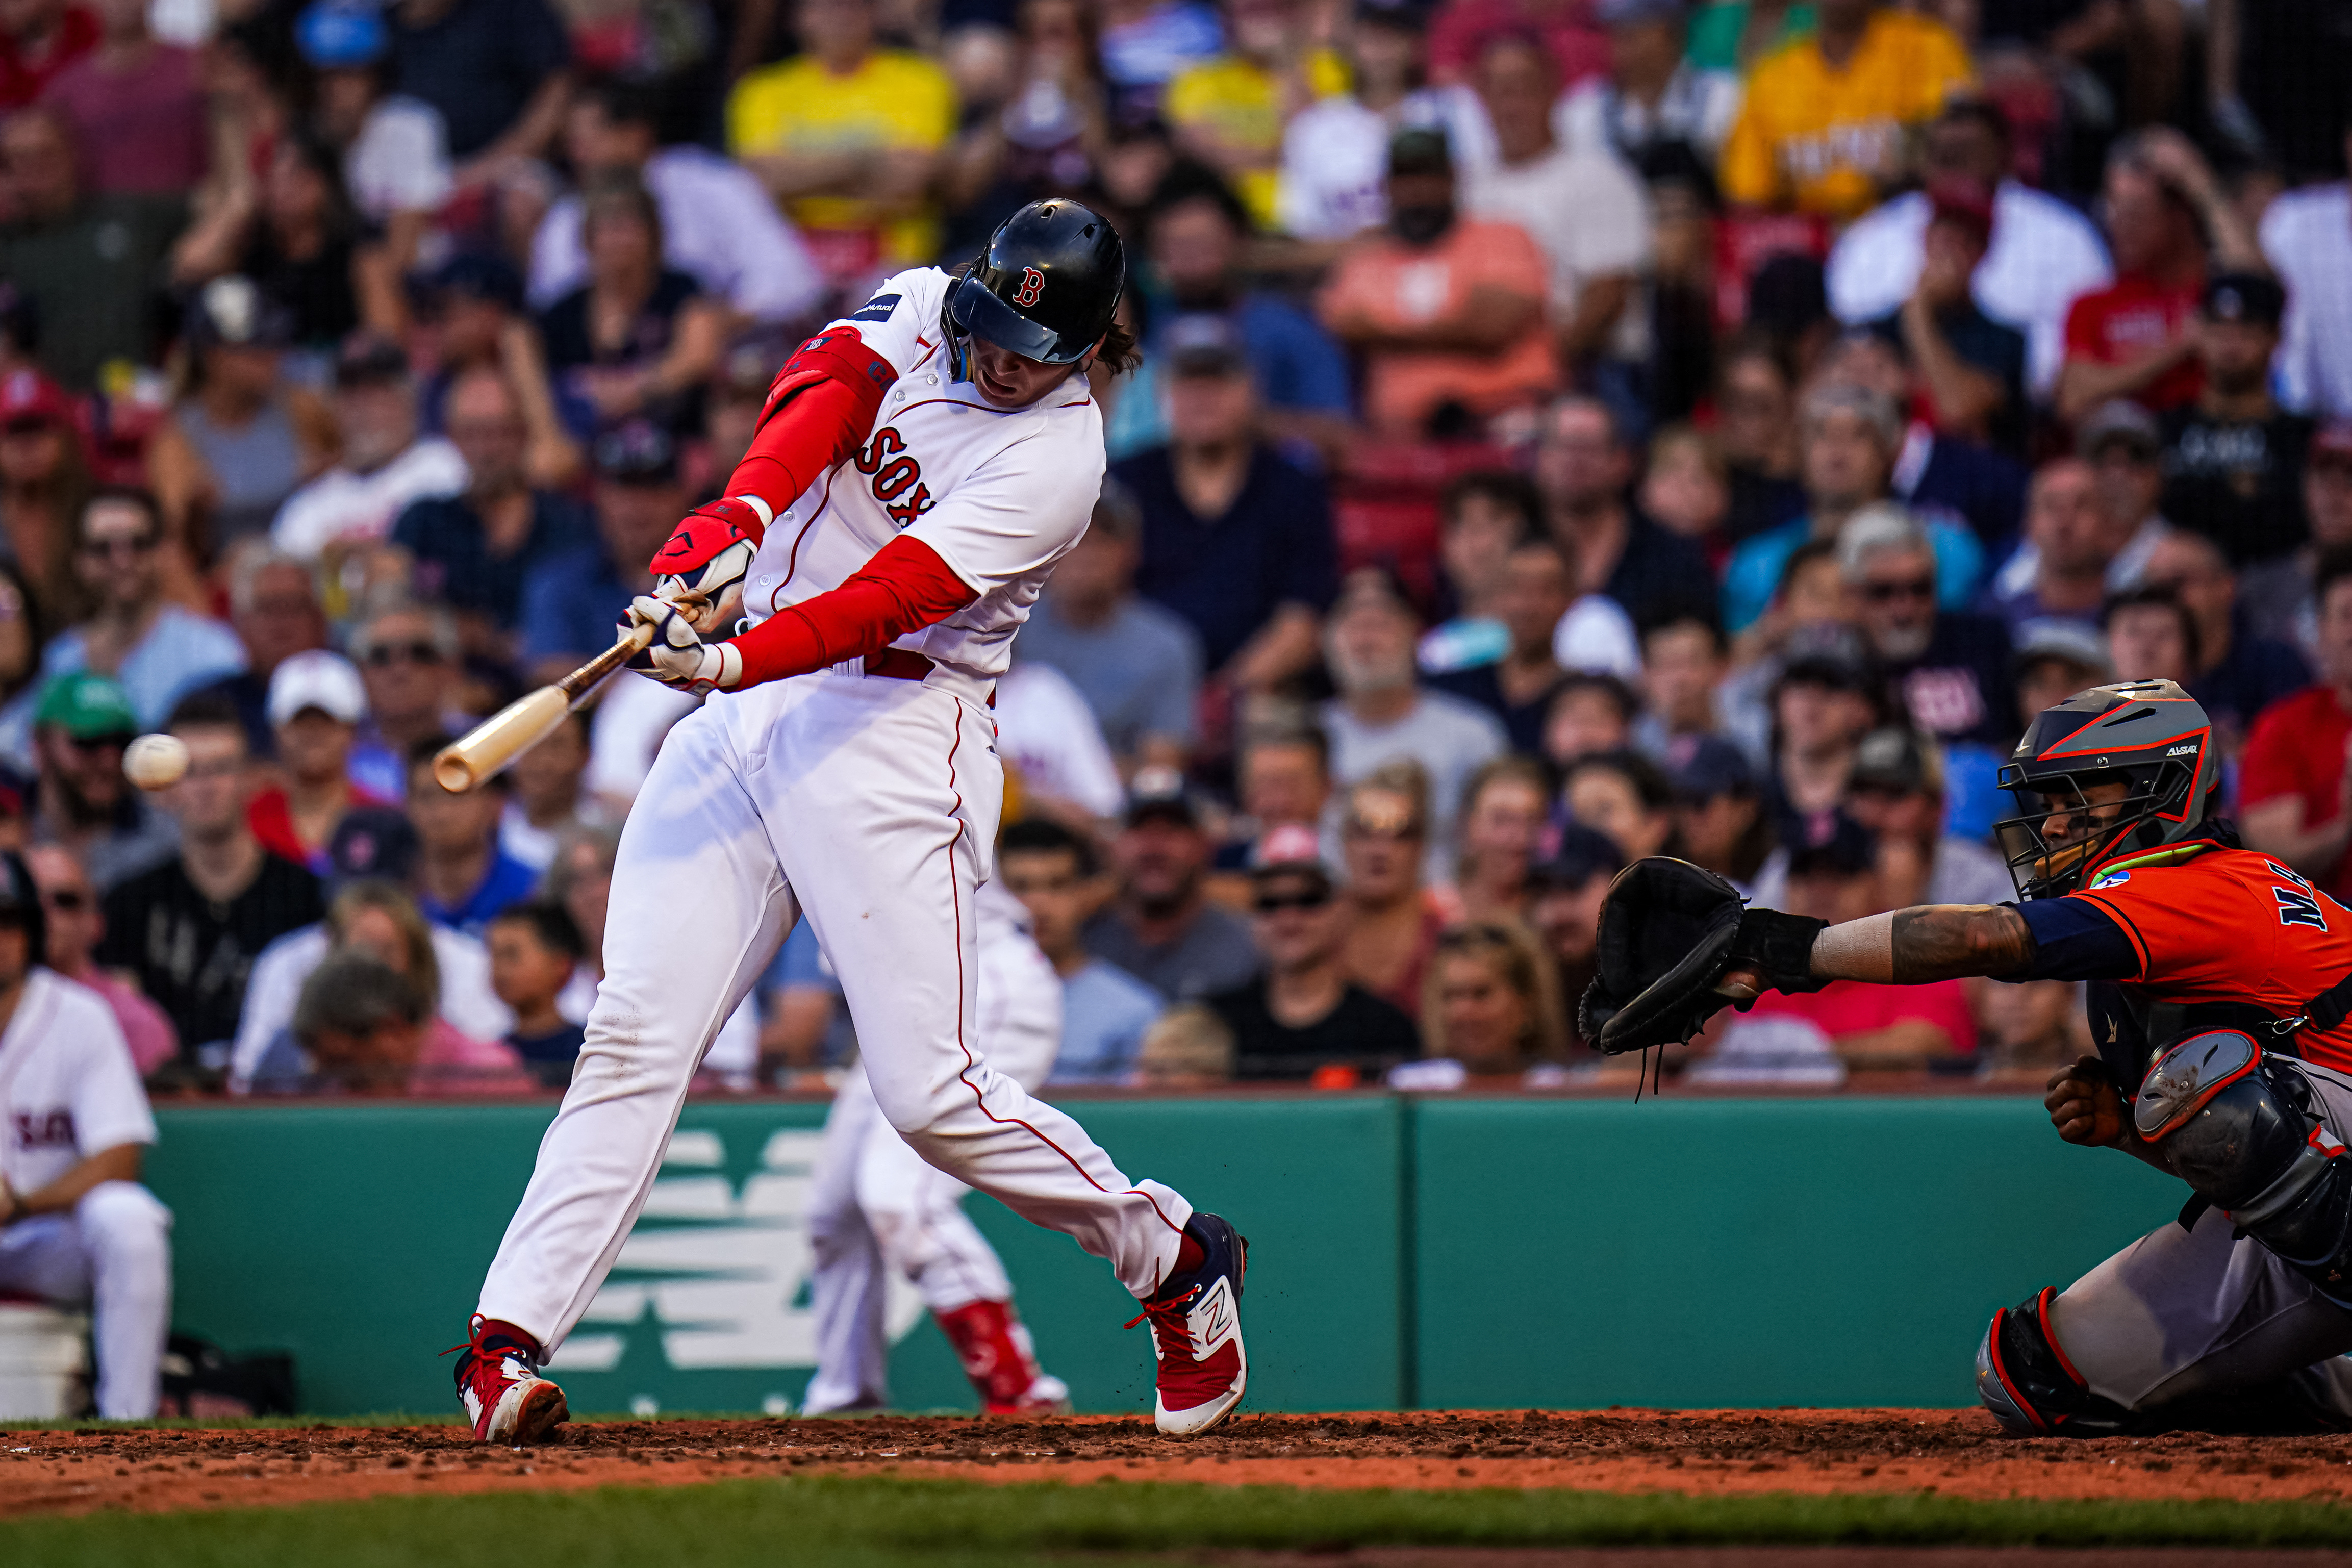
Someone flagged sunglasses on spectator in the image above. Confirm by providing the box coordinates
[79,533,157,559]
[366,640,444,667]
[1861,576,1934,604]
[1437,921,1520,949]
[1253,889,1332,915]
[66,731,134,754]
[41,889,85,911]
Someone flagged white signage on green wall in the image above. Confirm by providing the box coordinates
[546,1127,923,1378]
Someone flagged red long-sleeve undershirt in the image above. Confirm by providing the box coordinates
[695,326,976,688]
[723,330,898,518]
[725,534,977,687]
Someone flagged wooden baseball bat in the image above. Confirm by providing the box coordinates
[432,620,658,794]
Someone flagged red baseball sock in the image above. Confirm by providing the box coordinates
[933,1300,1042,1408]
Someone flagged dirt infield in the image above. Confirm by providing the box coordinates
[6,1408,2352,1519]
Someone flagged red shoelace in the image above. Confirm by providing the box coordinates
[439,1312,491,1361]
[1124,1286,1195,1345]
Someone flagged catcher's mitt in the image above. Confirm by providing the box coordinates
[1576,857,1830,1055]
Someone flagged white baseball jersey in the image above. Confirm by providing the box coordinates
[476,263,1196,1361]
[0,970,155,1194]
[738,267,1106,704]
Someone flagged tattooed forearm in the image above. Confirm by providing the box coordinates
[1801,904,2036,985]
[1888,904,2036,983]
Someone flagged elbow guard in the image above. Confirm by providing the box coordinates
[722,326,900,514]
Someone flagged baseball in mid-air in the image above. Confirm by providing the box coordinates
[122,734,190,791]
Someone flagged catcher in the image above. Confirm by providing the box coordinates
[1583,678,2352,1434]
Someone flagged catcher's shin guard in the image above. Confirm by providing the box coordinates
[2136,1028,2352,1305]
[1976,1286,2136,1435]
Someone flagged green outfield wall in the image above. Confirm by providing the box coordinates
[143,1092,2177,1419]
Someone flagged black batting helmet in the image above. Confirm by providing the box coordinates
[945,198,1124,367]
[1993,679,2218,901]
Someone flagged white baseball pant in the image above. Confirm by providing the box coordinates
[2049,1057,2352,1417]
[803,884,1063,1413]
[476,671,1190,1352]
[0,1181,171,1418]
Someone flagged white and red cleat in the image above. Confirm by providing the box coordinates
[1128,1213,1247,1437]
[452,1317,569,1445]
[990,1373,1074,1415]
[936,1299,1071,1414]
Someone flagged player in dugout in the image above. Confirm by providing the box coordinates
[1581,673,2352,1436]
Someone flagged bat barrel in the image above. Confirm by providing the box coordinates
[432,620,659,793]
[431,750,475,794]
[432,686,573,794]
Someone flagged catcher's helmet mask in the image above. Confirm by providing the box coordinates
[944,197,1124,381]
[1994,679,2217,901]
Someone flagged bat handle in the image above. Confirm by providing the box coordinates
[559,619,657,707]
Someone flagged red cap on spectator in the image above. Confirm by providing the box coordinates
[1925,175,1995,243]
[1250,823,1337,901]
[0,370,70,429]
[1255,822,1324,870]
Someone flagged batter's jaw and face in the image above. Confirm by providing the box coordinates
[964,334,1100,409]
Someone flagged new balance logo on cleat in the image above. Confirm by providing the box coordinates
[1129,1213,1249,1437]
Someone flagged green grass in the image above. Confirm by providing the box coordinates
[9,1474,2352,1566]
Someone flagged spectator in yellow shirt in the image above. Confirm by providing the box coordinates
[1165,0,1348,231]
[1717,0,1972,220]
[727,0,957,287]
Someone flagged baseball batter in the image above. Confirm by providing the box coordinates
[1583,679,2352,1434]
[452,200,1247,1444]
[805,881,1070,1415]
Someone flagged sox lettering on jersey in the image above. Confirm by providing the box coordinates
[853,427,937,526]
[12,1109,74,1148]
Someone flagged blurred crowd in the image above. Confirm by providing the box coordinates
[0,0,2347,1098]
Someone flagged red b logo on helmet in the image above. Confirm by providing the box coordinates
[1013,266,1045,308]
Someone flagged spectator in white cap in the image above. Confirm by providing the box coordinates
[245,650,411,880]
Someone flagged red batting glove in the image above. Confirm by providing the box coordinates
[650,496,765,631]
